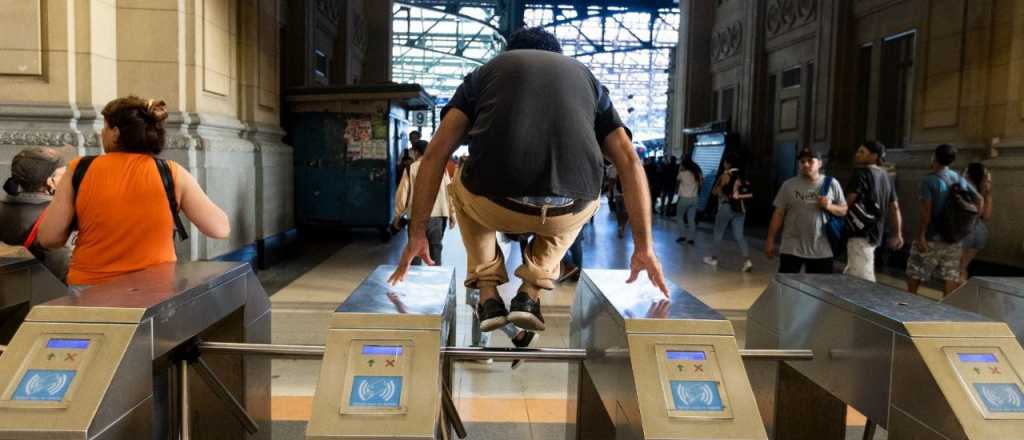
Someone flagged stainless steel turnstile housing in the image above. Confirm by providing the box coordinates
[0,247,66,344]
[748,274,1024,439]
[0,261,271,439]
[570,270,768,440]
[946,277,1024,344]
[306,265,457,440]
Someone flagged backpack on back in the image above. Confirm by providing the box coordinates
[937,174,979,243]
[845,169,882,241]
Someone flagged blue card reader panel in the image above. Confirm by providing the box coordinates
[671,380,724,412]
[12,370,77,401]
[348,376,403,408]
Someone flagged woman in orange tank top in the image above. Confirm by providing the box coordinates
[38,96,230,286]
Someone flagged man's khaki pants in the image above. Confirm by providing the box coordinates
[449,172,598,291]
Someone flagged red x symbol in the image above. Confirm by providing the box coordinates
[385,360,396,367]
[64,353,77,362]
[693,364,704,373]
[990,367,1002,375]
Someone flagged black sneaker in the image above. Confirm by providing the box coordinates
[675,237,686,244]
[477,298,509,332]
[508,291,545,331]
[510,330,538,370]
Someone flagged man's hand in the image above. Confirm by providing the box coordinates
[818,196,830,210]
[626,249,669,296]
[388,233,434,284]
[765,239,777,258]
[914,238,929,253]
[889,235,905,250]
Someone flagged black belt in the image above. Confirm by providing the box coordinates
[488,197,591,217]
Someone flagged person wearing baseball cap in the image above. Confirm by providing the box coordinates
[0,147,71,281]
[844,140,903,282]
[765,147,848,273]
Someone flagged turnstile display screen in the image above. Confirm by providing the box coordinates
[46,339,90,350]
[11,370,76,401]
[667,351,707,361]
[362,345,403,356]
[959,353,998,363]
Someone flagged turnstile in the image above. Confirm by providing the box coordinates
[570,269,768,440]
[306,265,457,440]
[0,247,66,344]
[748,274,1024,439]
[0,261,271,439]
[946,277,1024,344]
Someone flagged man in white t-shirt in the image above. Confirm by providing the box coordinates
[675,159,702,245]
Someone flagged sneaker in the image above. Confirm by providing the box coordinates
[702,256,719,267]
[508,291,546,331]
[557,263,581,283]
[742,260,753,272]
[675,237,686,244]
[477,298,509,332]
[509,330,538,369]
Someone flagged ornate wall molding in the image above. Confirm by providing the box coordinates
[711,21,744,62]
[766,0,818,38]
[0,130,76,146]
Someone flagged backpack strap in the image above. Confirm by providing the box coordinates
[69,156,98,231]
[154,158,190,241]
[820,175,834,197]
[23,207,47,248]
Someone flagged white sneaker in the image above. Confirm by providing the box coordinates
[702,257,718,267]
[742,260,753,272]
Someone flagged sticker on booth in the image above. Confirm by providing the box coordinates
[975,383,1024,413]
[12,370,76,401]
[671,380,723,412]
[349,376,403,408]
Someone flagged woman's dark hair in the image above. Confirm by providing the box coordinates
[682,158,703,178]
[965,162,987,187]
[506,27,563,54]
[101,95,169,154]
[3,147,64,195]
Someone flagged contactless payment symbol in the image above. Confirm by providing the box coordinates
[13,370,76,401]
[975,383,1024,413]
[349,376,402,408]
[671,380,723,411]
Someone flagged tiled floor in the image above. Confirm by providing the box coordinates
[266,203,921,439]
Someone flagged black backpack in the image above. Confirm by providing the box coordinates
[845,169,882,241]
[938,175,979,243]
[71,156,190,241]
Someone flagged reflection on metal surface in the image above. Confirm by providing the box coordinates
[0,250,67,344]
[947,277,1024,344]
[190,357,260,434]
[748,274,1024,439]
[338,265,454,316]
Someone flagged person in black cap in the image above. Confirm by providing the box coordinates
[843,140,903,281]
[765,147,847,273]
[0,147,71,281]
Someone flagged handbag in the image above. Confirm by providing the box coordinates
[820,175,846,256]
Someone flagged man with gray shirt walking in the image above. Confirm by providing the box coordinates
[765,148,848,273]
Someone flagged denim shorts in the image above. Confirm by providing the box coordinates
[961,222,988,250]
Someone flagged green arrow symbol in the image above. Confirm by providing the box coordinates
[368,359,375,367]
[677,365,684,372]
[47,353,56,361]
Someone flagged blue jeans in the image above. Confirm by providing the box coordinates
[712,203,749,258]
[676,196,699,238]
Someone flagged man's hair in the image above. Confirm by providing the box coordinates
[506,27,562,54]
[934,144,957,166]
[410,130,421,140]
[411,140,428,155]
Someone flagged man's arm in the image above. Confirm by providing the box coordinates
[602,127,668,295]
[764,207,785,257]
[825,200,848,217]
[889,199,904,249]
[915,198,932,251]
[388,109,470,283]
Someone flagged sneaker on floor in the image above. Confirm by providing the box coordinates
[508,291,546,331]
[477,297,509,332]
[702,256,719,267]
[509,330,538,369]
[742,259,753,272]
[557,263,581,283]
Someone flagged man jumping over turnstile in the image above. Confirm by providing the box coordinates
[389,27,668,332]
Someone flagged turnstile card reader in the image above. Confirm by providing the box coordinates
[307,265,456,440]
[0,261,271,440]
[748,274,1024,439]
[0,247,66,344]
[571,269,767,439]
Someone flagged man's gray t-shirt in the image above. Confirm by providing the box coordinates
[773,175,846,258]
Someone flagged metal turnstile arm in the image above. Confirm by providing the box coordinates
[441,385,467,439]
[190,356,260,435]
